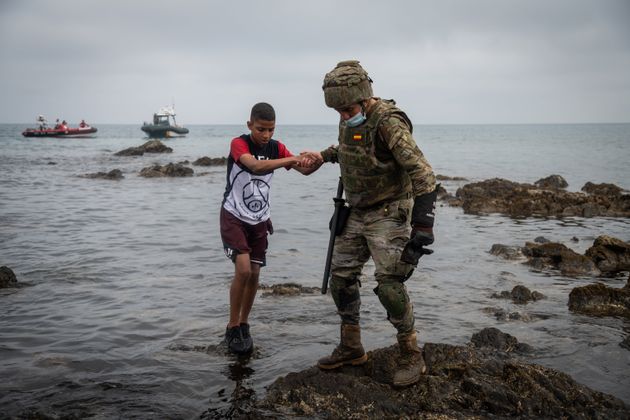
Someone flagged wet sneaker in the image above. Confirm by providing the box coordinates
[225,326,248,355]
[240,323,253,353]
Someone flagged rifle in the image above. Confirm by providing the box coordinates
[322,178,345,294]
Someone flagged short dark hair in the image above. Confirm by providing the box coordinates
[250,102,275,122]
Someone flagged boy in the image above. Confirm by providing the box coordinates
[220,102,320,355]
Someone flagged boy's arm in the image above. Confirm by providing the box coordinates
[238,153,302,174]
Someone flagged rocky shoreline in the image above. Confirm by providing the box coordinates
[204,328,629,419]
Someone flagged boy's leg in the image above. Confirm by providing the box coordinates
[228,252,252,327]
[238,262,260,325]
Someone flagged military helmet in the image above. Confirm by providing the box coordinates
[322,60,373,109]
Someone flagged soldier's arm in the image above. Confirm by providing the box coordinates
[379,116,436,196]
[381,116,438,235]
[319,145,339,163]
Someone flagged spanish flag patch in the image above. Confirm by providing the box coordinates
[352,134,362,141]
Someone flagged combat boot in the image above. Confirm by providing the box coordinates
[393,331,426,387]
[317,324,368,369]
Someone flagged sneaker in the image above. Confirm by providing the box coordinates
[225,326,248,355]
[240,323,253,353]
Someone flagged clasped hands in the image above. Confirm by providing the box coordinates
[292,150,324,168]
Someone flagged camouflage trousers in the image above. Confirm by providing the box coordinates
[330,197,416,338]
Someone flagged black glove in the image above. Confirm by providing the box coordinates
[401,187,439,265]
[401,227,434,265]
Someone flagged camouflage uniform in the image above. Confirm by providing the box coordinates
[321,98,436,338]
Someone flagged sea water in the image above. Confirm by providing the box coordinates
[0,123,629,417]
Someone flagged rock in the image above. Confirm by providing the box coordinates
[471,327,532,352]
[585,235,630,274]
[115,140,173,156]
[581,182,624,196]
[436,174,468,181]
[114,146,144,156]
[534,174,568,190]
[493,308,530,322]
[534,236,551,243]
[622,335,630,351]
[249,334,628,419]
[141,140,173,154]
[80,169,124,180]
[192,156,227,166]
[489,244,525,260]
[455,177,630,218]
[523,242,600,277]
[511,285,541,304]
[568,282,630,318]
[0,266,18,288]
[492,285,544,304]
[139,163,193,178]
[259,282,319,296]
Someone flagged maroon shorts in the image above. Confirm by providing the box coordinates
[220,207,272,266]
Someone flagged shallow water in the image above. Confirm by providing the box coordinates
[1,123,629,417]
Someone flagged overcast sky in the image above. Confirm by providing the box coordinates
[1,0,629,125]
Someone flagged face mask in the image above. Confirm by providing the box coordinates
[345,111,366,127]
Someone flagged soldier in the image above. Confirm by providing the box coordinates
[305,60,438,387]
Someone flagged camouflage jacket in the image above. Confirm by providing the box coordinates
[321,98,436,208]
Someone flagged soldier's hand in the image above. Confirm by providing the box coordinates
[410,225,434,246]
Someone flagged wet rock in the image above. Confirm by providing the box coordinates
[621,335,630,351]
[139,163,193,178]
[534,174,568,190]
[585,235,630,274]
[523,242,600,276]
[492,285,545,304]
[79,169,124,180]
[193,156,227,166]
[115,140,173,156]
[581,181,624,197]
[571,236,580,242]
[455,177,630,218]
[471,327,533,352]
[114,146,144,156]
[568,282,630,318]
[489,244,525,260]
[259,282,319,296]
[485,307,535,322]
[436,174,468,181]
[534,236,551,243]
[254,333,627,418]
[0,266,18,288]
[140,140,173,153]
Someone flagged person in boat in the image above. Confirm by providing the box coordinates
[54,119,60,129]
[220,102,322,355]
[302,60,438,387]
[36,115,48,130]
[60,120,68,131]
[79,120,88,128]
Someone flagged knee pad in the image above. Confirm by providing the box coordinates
[330,276,360,309]
[375,282,408,319]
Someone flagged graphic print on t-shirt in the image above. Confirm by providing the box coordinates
[242,178,270,213]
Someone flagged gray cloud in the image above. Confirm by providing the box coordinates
[1,0,629,124]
